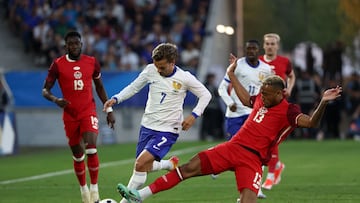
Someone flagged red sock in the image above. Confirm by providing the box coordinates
[86,145,99,184]
[149,170,182,194]
[73,153,86,186]
[268,147,279,173]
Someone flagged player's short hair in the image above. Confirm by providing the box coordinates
[263,33,280,43]
[246,39,260,47]
[65,31,81,42]
[263,75,285,90]
[152,43,178,62]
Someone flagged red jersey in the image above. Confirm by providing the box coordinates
[259,55,292,80]
[230,94,302,164]
[45,54,101,121]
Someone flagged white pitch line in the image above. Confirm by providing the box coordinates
[0,144,213,185]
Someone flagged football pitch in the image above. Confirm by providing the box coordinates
[1,140,359,203]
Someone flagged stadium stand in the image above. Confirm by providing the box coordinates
[3,0,210,71]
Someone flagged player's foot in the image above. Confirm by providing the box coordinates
[81,187,91,203]
[257,189,267,199]
[210,174,219,179]
[90,190,100,203]
[274,162,285,185]
[169,156,179,170]
[262,178,274,190]
[117,183,142,203]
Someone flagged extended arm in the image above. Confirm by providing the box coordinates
[285,69,296,97]
[226,54,252,107]
[182,73,212,131]
[42,80,69,108]
[297,86,342,128]
[94,78,115,129]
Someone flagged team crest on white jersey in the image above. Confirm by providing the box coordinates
[172,81,182,90]
[258,72,267,82]
[74,71,82,79]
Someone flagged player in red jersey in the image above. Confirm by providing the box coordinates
[116,54,342,203]
[259,33,296,190]
[42,31,115,203]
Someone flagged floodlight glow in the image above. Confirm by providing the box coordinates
[225,26,234,35]
[216,24,225,33]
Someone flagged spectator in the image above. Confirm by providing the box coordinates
[293,70,321,138]
[200,73,225,141]
[119,44,140,71]
[348,105,360,141]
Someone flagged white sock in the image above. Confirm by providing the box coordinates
[257,187,264,195]
[266,173,275,181]
[119,198,129,203]
[90,183,98,191]
[275,161,281,169]
[120,171,147,203]
[119,198,128,203]
[151,159,172,171]
[127,170,147,189]
[138,186,153,201]
[80,184,89,193]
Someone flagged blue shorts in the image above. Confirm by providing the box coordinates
[136,126,179,161]
[225,115,249,140]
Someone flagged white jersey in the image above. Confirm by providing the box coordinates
[112,64,211,134]
[218,57,272,118]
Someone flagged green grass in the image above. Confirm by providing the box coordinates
[1,140,359,202]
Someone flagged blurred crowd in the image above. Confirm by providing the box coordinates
[3,0,209,71]
[289,41,360,141]
[3,0,360,141]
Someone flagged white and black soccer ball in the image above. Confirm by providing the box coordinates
[99,198,118,203]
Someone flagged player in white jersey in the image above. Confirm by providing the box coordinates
[219,40,272,140]
[103,43,211,203]
[218,40,272,199]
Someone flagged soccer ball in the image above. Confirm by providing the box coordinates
[100,198,118,203]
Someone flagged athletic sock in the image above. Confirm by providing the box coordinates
[127,170,147,189]
[149,169,182,194]
[151,159,172,171]
[73,153,86,186]
[86,145,99,184]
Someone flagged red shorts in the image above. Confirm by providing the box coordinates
[64,114,99,146]
[198,142,263,193]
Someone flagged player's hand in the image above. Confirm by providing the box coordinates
[54,98,70,108]
[229,53,237,64]
[284,88,291,98]
[181,115,196,131]
[321,86,342,102]
[226,53,238,75]
[106,112,115,129]
[103,98,116,112]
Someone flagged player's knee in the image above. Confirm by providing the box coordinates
[240,188,257,203]
[180,162,201,178]
[85,145,97,155]
[72,153,85,162]
[134,160,150,172]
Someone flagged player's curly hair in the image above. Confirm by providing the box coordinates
[263,75,285,90]
[152,43,178,62]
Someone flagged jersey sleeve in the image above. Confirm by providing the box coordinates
[285,59,293,76]
[184,71,211,117]
[46,61,59,83]
[93,57,101,79]
[218,76,234,106]
[112,65,150,103]
[287,103,302,127]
